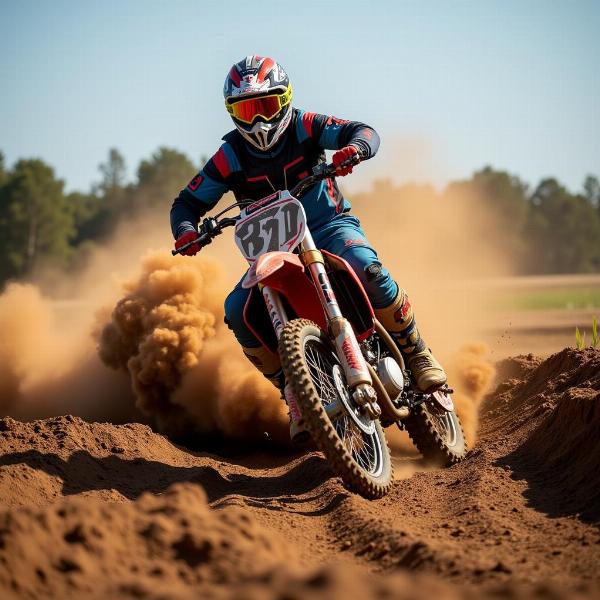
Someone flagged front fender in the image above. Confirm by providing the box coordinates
[242,251,327,331]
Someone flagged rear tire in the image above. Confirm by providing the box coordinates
[278,319,393,498]
[403,404,467,466]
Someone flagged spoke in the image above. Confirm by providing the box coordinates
[338,419,377,473]
[308,366,336,403]
[335,414,349,440]
[306,347,335,382]
[304,336,381,476]
[306,359,335,389]
[306,345,338,405]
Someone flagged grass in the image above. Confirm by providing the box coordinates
[575,317,598,349]
[494,287,600,311]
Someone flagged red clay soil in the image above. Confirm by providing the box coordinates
[0,348,599,599]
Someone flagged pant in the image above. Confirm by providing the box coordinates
[224,214,398,348]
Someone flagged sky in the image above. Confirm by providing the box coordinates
[1,0,599,194]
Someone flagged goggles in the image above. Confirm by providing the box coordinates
[226,85,292,125]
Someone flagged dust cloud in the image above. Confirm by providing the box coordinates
[352,178,506,448]
[0,158,510,447]
[447,344,496,445]
[0,207,287,444]
[97,251,288,443]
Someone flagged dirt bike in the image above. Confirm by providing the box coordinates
[173,155,467,498]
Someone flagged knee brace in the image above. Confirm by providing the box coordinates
[356,261,396,308]
[364,261,383,280]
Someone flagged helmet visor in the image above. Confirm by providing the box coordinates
[226,86,292,125]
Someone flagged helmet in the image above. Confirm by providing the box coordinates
[223,56,293,151]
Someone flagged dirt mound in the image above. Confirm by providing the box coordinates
[0,482,295,600]
[486,348,600,522]
[494,353,543,382]
[1,350,600,598]
[2,484,597,600]
[218,571,600,600]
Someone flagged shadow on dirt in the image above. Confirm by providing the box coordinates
[0,449,335,505]
[494,449,600,526]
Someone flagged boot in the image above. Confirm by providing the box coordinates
[404,348,446,393]
[374,287,447,393]
[242,345,309,443]
[284,383,310,445]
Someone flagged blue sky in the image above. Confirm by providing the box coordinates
[1,0,599,194]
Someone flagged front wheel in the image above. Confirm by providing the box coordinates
[278,319,393,498]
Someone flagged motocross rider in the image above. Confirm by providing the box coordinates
[171,56,447,442]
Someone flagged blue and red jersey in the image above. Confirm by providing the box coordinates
[170,108,380,238]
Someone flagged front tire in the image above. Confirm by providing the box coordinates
[278,319,393,498]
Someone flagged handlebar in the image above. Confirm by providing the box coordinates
[172,153,362,256]
[171,217,237,255]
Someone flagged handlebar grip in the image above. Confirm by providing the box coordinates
[171,232,208,255]
[341,152,362,169]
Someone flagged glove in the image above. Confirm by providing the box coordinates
[175,231,201,256]
[332,145,360,176]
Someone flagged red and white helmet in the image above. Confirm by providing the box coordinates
[223,56,293,151]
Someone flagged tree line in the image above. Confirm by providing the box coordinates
[0,147,200,284]
[0,147,599,287]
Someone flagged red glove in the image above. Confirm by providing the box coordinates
[175,231,201,256]
[332,145,360,176]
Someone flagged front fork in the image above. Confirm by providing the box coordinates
[261,231,381,420]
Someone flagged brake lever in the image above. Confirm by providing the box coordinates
[203,217,220,236]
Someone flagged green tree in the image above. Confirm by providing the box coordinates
[74,148,129,242]
[583,175,600,209]
[0,151,6,187]
[68,190,103,245]
[99,147,127,193]
[447,166,530,231]
[525,178,600,273]
[131,147,196,211]
[444,166,530,269]
[0,159,74,281]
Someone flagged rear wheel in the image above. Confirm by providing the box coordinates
[278,319,393,498]
[403,403,467,466]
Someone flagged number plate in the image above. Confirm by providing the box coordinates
[234,191,307,263]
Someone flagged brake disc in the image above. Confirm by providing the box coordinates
[431,389,454,412]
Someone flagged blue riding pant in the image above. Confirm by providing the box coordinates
[224,214,398,348]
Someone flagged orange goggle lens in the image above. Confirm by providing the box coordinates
[231,95,282,123]
[226,87,291,125]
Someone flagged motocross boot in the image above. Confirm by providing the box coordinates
[374,288,447,393]
[242,345,309,444]
[283,383,310,445]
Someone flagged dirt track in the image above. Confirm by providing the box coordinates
[0,347,599,599]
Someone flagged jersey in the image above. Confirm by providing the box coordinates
[170,108,380,239]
